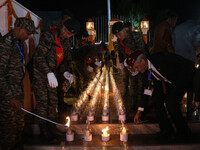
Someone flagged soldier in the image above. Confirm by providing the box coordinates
[73,30,102,96]
[31,18,80,141]
[112,21,147,122]
[0,17,36,150]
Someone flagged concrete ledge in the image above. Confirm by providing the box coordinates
[56,122,200,135]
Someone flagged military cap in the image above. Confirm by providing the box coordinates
[112,22,123,34]
[14,17,37,34]
[126,50,145,67]
[63,18,80,34]
[124,22,132,28]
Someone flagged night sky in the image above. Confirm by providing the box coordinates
[16,0,200,31]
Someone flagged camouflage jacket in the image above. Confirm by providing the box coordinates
[0,31,25,102]
[32,28,72,79]
[117,31,145,63]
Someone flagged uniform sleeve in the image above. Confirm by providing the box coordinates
[117,41,127,63]
[0,43,15,102]
[34,32,53,74]
[133,32,146,51]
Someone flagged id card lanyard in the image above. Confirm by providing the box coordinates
[16,43,25,72]
[147,63,152,89]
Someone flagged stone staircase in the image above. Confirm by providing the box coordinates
[23,122,200,150]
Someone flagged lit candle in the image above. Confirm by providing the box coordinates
[120,127,128,142]
[65,116,74,141]
[101,126,110,141]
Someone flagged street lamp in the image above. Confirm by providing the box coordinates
[86,19,96,44]
[140,17,149,44]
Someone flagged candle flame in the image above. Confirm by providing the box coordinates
[65,116,70,127]
[102,126,109,133]
[122,127,126,134]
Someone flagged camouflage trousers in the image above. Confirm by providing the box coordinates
[0,97,24,150]
[32,78,58,124]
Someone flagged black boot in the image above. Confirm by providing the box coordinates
[39,123,54,142]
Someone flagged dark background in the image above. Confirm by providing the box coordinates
[16,0,200,32]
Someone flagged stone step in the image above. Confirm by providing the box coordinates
[56,122,200,135]
[23,123,200,150]
[24,134,200,150]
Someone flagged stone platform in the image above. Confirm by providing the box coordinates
[23,122,200,150]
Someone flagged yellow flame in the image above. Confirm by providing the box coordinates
[102,126,109,133]
[65,116,70,127]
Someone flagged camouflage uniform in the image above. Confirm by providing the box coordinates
[0,31,25,150]
[31,28,72,124]
[73,40,99,96]
[0,17,36,150]
[117,31,146,113]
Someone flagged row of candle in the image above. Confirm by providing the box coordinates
[70,71,101,121]
[87,68,105,121]
[102,70,109,121]
[109,71,126,121]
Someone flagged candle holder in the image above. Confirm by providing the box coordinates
[102,133,110,142]
[119,113,126,121]
[84,129,92,141]
[87,111,94,121]
[71,111,78,122]
[120,132,128,142]
[101,127,110,142]
[66,128,74,141]
[102,112,109,122]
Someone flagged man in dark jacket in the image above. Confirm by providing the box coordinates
[126,50,196,140]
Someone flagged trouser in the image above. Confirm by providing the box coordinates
[152,81,189,134]
[32,78,58,124]
[194,69,200,102]
[0,100,24,150]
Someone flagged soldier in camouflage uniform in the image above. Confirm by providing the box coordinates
[73,31,102,96]
[112,22,147,122]
[31,18,80,140]
[0,17,36,150]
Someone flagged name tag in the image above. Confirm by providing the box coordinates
[144,89,152,96]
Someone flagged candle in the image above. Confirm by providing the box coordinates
[101,126,110,141]
[65,116,74,141]
[84,129,92,141]
[120,127,128,142]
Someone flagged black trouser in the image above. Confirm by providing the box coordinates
[152,81,189,134]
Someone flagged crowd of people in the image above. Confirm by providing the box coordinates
[0,8,200,150]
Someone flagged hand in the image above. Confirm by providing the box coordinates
[63,71,74,84]
[95,61,101,67]
[87,65,94,73]
[134,110,142,124]
[10,99,22,110]
[47,72,58,88]
[195,102,200,108]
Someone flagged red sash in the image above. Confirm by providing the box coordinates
[119,40,132,55]
[81,41,86,46]
[49,24,62,33]
[86,58,92,64]
[55,36,64,67]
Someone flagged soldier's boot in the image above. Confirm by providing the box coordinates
[39,123,54,142]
